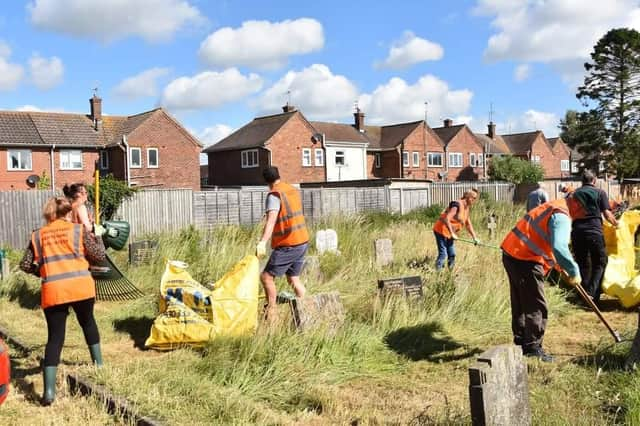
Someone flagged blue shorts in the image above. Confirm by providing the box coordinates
[264,242,308,277]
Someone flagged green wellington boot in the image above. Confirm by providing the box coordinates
[42,366,57,406]
[88,343,103,366]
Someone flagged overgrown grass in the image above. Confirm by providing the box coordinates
[2,201,640,424]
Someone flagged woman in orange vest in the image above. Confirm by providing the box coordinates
[63,183,93,233]
[432,189,480,270]
[20,197,105,405]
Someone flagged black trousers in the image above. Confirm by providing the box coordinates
[571,233,607,301]
[43,298,100,367]
[502,253,547,352]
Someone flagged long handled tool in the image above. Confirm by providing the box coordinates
[572,279,622,343]
[456,237,500,250]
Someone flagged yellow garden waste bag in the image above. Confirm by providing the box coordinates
[602,210,640,307]
[144,297,215,351]
[145,255,260,350]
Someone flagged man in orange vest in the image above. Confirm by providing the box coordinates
[501,199,581,362]
[256,166,309,318]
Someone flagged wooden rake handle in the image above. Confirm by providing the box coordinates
[572,280,622,343]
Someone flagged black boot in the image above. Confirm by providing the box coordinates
[42,366,57,406]
[88,343,103,366]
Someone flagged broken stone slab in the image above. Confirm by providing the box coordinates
[316,229,339,255]
[378,276,423,299]
[468,345,530,426]
[374,238,393,267]
[289,291,344,333]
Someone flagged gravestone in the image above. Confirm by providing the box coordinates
[487,215,497,239]
[468,345,530,426]
[378,276,423,299]
[374,239,393,267]
[128,240,159,265]
[316,229,339,254]
[289,292,344,332]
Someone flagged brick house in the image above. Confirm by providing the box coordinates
[501,131,560,178]
[0,95,201,190]
[432,119,486,181]
[548,137,572,178]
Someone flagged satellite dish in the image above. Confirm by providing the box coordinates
[437,171,447,179]
[26,175,40,187]
[311,133,323,144]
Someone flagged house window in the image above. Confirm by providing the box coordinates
[99,150,109,169]
[241,149,259,168]
[470,153,476,167]
[402,151,409,167]
[560,159,570,171]
[60,149,83,170]
[335,150,345,166]
[314,148,324,166]
[427,152,443,167]
[302,148,312,167]
[147,148,159,168]
[7,149,32,171]
[571,161,579,173]
[531,155,541,164]
[130,147,142,168]
[412,152,420,167]
[477,153,484,167]
[375,152,382,168]
[449,152,463,168]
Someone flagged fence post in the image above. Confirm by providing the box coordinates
[399,188,404,214]
[495,183,499,201]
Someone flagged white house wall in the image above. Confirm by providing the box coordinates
[325,144,367,181]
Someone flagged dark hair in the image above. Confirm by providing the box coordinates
[262,166,280,183]
[43,197,72,222]
[62,183,86,200]
[582,170,596,185]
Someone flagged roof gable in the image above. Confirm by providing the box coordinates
[502,131,544,154]
[474,133,511,154]
[432,124,465,144]
[310,121,369,143]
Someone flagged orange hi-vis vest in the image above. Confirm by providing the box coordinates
[433,200,468,239]
[501,199,569,274]
[270,182,309,248]
[31,219,95,309]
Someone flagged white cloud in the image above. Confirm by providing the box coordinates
[500,110,560,137]
[197,124,234,164]
[199,18,324,69]
[514,64,530,82]
[376,31,444,69]
[28,0,204,43]
[29,53,64,90]
[475,0,640,81]
[0,42,24,91]
[358,75,473,125]
[15,105,43,112]
[113,67,170,99]
[161,68,263,110]
[252,64,358,121]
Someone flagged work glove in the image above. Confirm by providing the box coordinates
[256,241,267,258]
[473,238,481,245]
[106,226,119,238]
[566,275,581,287]
[450,233,458,240]
[93,224,106,237]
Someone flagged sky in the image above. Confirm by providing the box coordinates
[2,0,640,164]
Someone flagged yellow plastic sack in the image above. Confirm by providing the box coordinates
[602,210,640,307]
[145,255,260,350]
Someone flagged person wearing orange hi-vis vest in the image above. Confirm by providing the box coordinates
[19,197,106,405]
[501,198,581,362]
[256,166,309,320]
[432,189,480,270]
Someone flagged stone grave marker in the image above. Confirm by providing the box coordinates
[374,238,393,267]
[289,292,344,332]
[128,240,159,266]
[316,229,339,254]
[487,214,497,239]
[468,345,530,426]
[378,276,423,299]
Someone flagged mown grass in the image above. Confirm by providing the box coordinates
[1,200,639,424]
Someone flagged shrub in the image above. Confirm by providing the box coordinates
[488,155,544,184]
[87,174,137,221]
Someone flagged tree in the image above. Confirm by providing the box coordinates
[559,109,609,174]
[577,28,640,179]
[86,174,137,221]
[488,155,544,184]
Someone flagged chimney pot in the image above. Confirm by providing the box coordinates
[90,95,102,130]
[488,121,496,138]
[354,108,365,131]
[443,118,453,127]
[282,103,296,113]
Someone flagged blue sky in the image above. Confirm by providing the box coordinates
[2,0,639,161]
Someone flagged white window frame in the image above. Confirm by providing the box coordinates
[531,155,541,164]
[99,150,109,169]
[129,147,142,168]
[147,148,159,168]
[412,151,420,167]
[7,149,32,171]
[560,159,570,172]
[375,152,382,169]
[302,148,312,167]
[60,149,83,170]
[477,153,484,167]
[335,150,345,166]
[402,151,409,167]
[427,152,443,167]
[571,161,579,173]
[241,149,259,168]
[448,152,463,168]
[470,153,476,167]
[314,148,324,166]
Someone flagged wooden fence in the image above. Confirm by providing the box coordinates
[0,181,515,248]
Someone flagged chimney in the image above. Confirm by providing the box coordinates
[443,118,453,127]
[488,121,496,138]
[354,108,365,132]
[282,103,296,113]
[90,94,102,130]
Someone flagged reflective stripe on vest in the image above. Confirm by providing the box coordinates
[510,226,556,269]
[43,269,91,285]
